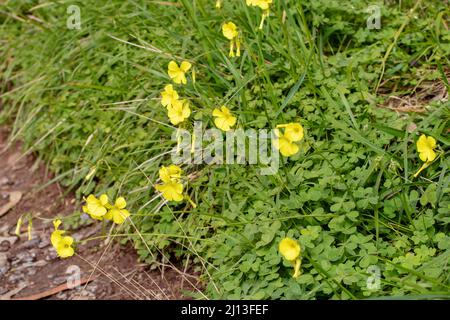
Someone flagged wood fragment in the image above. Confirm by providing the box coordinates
[12,275,99,300]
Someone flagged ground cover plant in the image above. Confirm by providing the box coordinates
[0,0,449,299]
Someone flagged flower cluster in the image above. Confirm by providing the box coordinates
[279,237,301,278]
[155,164,185,202]
[161,61,193,126]
[273,122,305,157]
[82,194,131,224]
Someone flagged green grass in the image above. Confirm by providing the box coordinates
[0,0,449,299]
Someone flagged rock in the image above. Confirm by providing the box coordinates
[0,236,19,251]
[0,177,13,186]
[0,252,10,276]
[7,272,25,284]
[11,251,36,266]
[52,275,69,285]
[38,238,50,249]
[16,237,40,250]
[0,191,22,218]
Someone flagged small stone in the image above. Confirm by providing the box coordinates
[0,236,18,252]
[8,272,25,284]
[16,237,40,250]
[0,177,10,186]
[0,252,10,275]
[38,238,50,249]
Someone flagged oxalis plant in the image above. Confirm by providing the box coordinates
[0,0,449,300]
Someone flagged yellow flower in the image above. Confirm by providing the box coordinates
[417,134,437,162]
[55,236,75,258]
[246,0,272,29]
[414,134,438,178]
[279,237,301,261]
[161,84,179,108]
[168,60,192,85]
[246,0,272,10]
[168,99,191,125]
[155,181,184,202]
[216,0,222,9]
[222,22,238,40]
[51,219,64,248]
[222,22,241,57]
[159,165,183,183]
[274,122,304,157]
[50,219,75,259]
[104,197,130,224]
[278,123,304,142]
[82,194,109,220]
[213,106,237,132]
[274,131,299,157]
[279,237,302,279]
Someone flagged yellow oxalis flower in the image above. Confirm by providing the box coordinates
[417,134,437,162]
[104,197,130,224]
[161,84,179,108]
[216,0,222,9]
[168,99,191,125]
[50,219,75,259]
[279,237,302,279]
[278,123,304,142]
[222,22,241,57]
[274,131,299,157]
[274,122,304,157]
[51,219,64,248]
[55,236,75,258]
[414,134,438,178]
[159,165,183,183]
[155,182,184,202]
[247,0,272,10]
[279,237,301,261]
[213,106,237,132]
[82,194,109,220]
[168,61,192,85]
[222,22,238,40]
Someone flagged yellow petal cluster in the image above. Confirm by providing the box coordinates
[168,61,192,85]
[83,194,131,224]
[51,219,75,259]
[168,99,191,125]
[161,84,179,108]
[246,0,272,29]
[222,22,241,57]
[273,122,304,157]
[155,164,185,202]
[212,106,237,132]
[104,197,131,224]
[279,237,301,278]
[414,134,438,178]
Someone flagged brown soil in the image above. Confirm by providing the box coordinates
[0,126,201,300]
[378,69,449,113]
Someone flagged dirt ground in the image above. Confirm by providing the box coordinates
[0,126,201,300]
